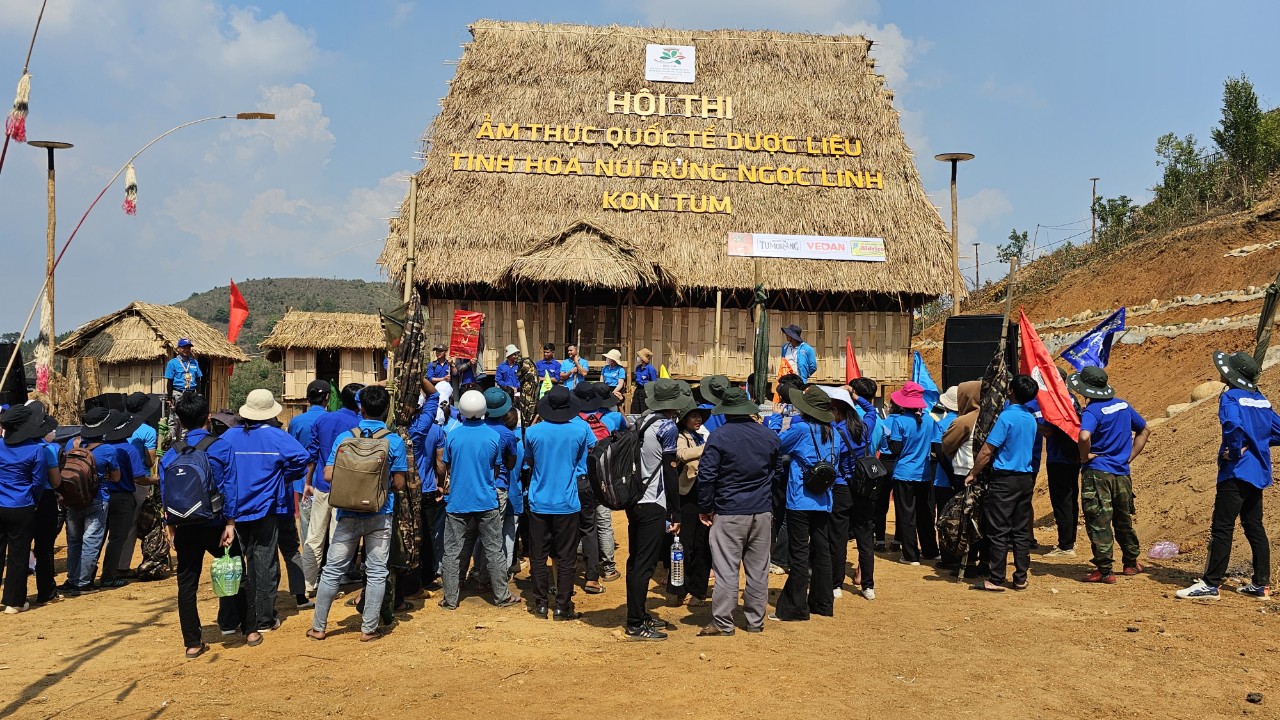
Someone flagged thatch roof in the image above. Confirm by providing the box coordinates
[57,302,248,364]
[381,20,956,298]
[259,311,385,351]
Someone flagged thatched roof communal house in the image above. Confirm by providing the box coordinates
[260,311,387,417]
[381,20,956,383]
[56,302,248,411]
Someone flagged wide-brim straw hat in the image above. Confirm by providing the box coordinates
[637,348,654,363]
[712,387,757,416]
[1067,366,1115,400]
[646,378,693,412]
[1214,351,1259,392]
[239,389,284,421]
[788,386,835,423]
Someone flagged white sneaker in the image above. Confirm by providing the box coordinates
[832,587,843,599]
[3,603,30,614]
[861,588,876,601]
[1045,547,1076,557]
[769,564,786,575]
[1174,580,1220,600]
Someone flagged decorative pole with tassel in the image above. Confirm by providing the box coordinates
[0,0,49,178]
[123,163,138,215]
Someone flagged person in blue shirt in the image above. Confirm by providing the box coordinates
[27,402,63,605]
[469,388,522,590]
[438,390,520,611]
[842,378,881,597]
[165,338,203,397]
[931,387,961,569]
[590,382,624,580]
[534,343,562,388]
[885,382,939,565]
[964,375,1041,592]
[114,392,161,580]
[851,377,893,556]
[820,386,869,600]
[101,412,157,588]
[569,384,607,594]
[159,392,245,658]
[695,387,784,635]
[426,345,452,386]
[302,382,364,596]
[632,348,658,413]
[524,385,595,619]
[773,386,844,621]
[560,344,589,390]
[765,374,805,573]
[287,380,329,570]
[1032,370,1084,557]
[63,408,122,595]
[1178,352,1280,601]
[495,345,522,395]
[780,324,818,383]
[1069,366,1150,584]
[221,389,309,643]
[308,385,407,642]
[0,405,54,613]
[409,395,448,588]
[600,349,627,404]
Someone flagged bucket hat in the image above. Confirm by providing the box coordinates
[124,391,162,421]
[938,386,960,413]
[1067,366,1115,400]
[537,385,577,423]
[788,386,835,423]
[239,389,284,421]
[782,324,803,342]
[890,381,928,410]
[637,348,654,363]
[571,382,603,413]
[592,382,619,409]
[645,378,693,412]
[678,402,710,424]
[1214,351,1259,392]
[80,407,124,440]
[103,411,139,443]
[712,387,758,416]
[483,387,513,418]
[504,344,520,358]
[698,374,731,405]
[817,385,856,414]
[2,404,54,445]
[603,349,624,364]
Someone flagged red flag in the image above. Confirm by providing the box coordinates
[449,310,485,359]
[1018,308,1080,439]
[228,280,249,343]
[845,336,862,383]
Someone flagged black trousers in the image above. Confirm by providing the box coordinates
[1203,479,1270,587]
[892,481,937,561]
[236,517,280,632]
[101,491,138,582]
[419,494,445,585]
[528,511,578,611]
[849,489,876,590]
[672,493,711,599]
[1046,462,1082,551]
[875,459,896,542]
[0,505,35,607]
[174,524,247,648]
[934,483,961,565]
[829,484,853,589]
[624,502,666,627]
[984,472,1035,585]
[775,509,833,620]
[33,491,59,601]
[577,483,600,582]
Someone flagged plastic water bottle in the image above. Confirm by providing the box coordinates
[670,535,685,588]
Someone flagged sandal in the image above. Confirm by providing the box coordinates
[684,596,710,608]
[305,629,326,641]
[185,643,209,659]
[246,632,264,647]
[583,581,604,595]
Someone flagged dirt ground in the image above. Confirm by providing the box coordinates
[4,491,1279,720]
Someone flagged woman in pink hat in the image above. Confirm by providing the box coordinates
[883,382,938,566]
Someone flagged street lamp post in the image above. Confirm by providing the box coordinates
[935,152,974,316]
[0,112,275,396]
[26,139,72,393]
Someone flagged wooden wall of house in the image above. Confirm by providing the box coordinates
[94,359,233,410]
[280,348,384,401]
[425,298,910,383]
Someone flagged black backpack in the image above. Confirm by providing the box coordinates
[587,414,663,511]
[163,435,224,525]
[801,424,838,495]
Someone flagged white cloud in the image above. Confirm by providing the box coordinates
[392,2,414,23]
[957,187,1014,246]
[831,20,927,90]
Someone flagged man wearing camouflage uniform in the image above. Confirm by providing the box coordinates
[1068,367,1151,584]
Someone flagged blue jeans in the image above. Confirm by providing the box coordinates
[312,514,392,635]
[65,501,107,588]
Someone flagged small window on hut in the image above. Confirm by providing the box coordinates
[316,350,340,387]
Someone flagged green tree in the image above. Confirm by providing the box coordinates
[227,357,282,409]
[1092,195,1137,247]
[1152,132,1209,209]
[1212,74,1265,202]
[997,228,1029,263]
[1260,109,1280,175]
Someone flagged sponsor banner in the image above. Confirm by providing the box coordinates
[726,232,886,262]
[645,44,696,83]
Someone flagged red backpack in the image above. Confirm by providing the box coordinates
[579,412,610,441]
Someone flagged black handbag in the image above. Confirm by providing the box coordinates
[851,455,888,499]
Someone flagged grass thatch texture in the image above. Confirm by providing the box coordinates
[259,311,385,351]
[56,302,248,363]
[381,20,955,297]
[500,220,661,289]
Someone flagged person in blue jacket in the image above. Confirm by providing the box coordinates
[780,324,817,383]
[63,408,122,596]
[1178,352,1280,601]
[101,412,156,588]
[0,405,53,613]
[820,386,866,601]
[773,386,843,621]
[409,393,448,589]
[288,381,330,553]
[885,382,938,565]
[469,388,522,590]
[221,389,310,644]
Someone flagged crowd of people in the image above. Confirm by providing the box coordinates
[0,329,1276,657]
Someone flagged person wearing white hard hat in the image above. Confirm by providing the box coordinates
[220,389,310,645]
[438,390,521,611]
[495,345,522,396]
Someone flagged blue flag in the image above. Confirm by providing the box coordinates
[912,351,940,408]
[1061,307,1126,371]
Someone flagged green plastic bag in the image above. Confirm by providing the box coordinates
[211,548,243,598]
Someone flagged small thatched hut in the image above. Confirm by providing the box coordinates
[260,311,387,416]
[381,21,958,383]
[56,302,248,411]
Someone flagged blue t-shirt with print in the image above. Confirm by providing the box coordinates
[1080,397,1147,475]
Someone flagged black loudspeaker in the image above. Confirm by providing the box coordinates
[941,315,1019,389]
[0,343,28,406]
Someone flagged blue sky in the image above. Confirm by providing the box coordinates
[1,0,1277,335]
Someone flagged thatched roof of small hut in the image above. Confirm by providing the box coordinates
[381,20,956,298]
[57,302,248,363]
[259,311,384,351]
